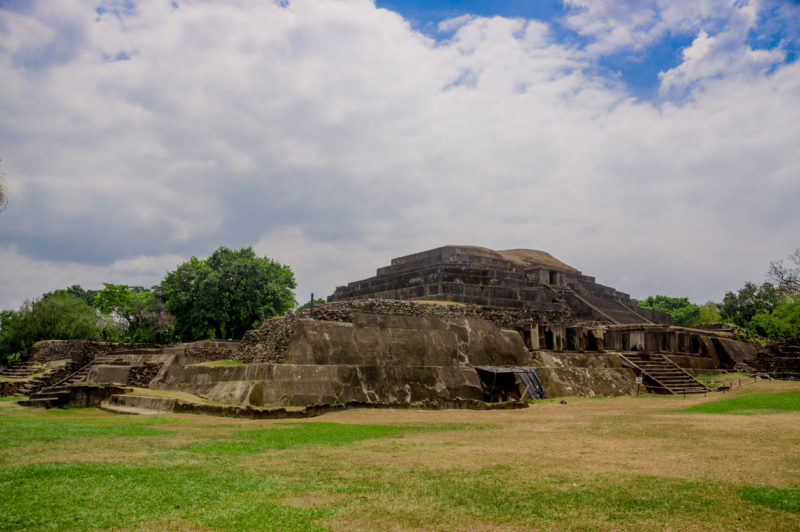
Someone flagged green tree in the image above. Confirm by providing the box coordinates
[638,295,701,326]
[719,282,781,328]
[696,301,722,324]
[159,247,296,341]
[42,285,99,307]
[0,291,100,363]
[94,283,174,343]
[748,294,800,341]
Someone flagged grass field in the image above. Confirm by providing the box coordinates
[1,380,799,531]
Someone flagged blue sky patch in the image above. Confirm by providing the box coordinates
[376,0,798,101]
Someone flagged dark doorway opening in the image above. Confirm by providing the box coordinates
[475,366,547,402]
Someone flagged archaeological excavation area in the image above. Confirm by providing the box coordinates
[0,246,768,414]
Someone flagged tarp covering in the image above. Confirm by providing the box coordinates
[475,366,547,400]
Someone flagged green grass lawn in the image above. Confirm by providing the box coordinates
[683,391,800,415]
[0,388,799,531]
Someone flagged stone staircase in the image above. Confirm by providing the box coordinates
[18,386,73,408]
[621,353,709,394]
[18,355,123,402]
[61,355,131,385]
[0,360,43,380]
[101,394,176,415]
[17,369,60,396]
[0,361,62,397]
[565,290,652,324]
[19,384,128,409]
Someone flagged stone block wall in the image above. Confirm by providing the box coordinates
[328,245,669,324]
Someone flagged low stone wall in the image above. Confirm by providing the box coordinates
[537,367,638,397]
[127,362,164,388]
[183,340,240,362]
[749,333,800,379]
[26,339,113,366]
[26,339,166,366]
[154,363,487,407]
[106,393,527,419]
[0,381,24,396]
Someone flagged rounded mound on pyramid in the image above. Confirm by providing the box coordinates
[496,248,577,272]
[415,245,576,272]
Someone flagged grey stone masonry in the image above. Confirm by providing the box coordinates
[328,245,669,324]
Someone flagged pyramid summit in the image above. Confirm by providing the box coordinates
[328,245,666,324]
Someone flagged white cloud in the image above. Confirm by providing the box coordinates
[0,244,184,309]
[563,0,738,54]
[0,0,798,312]
[658,8,785,97]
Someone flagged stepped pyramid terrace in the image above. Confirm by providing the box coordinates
[328,245,668,325]
[1,246,768,415]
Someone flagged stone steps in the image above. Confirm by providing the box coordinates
[0,361,42,380]
[18,389,71,409]
[622,353,709,394]
[17,369,59,396]
[100,394,176,415]
[62,356,127,385]
[573,292,651,324]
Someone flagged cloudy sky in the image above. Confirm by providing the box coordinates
[1,0,799,310]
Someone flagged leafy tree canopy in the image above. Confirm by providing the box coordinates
[159,247,296,341]
[638,295,701,326]
[0,291,100,364]
[719,282,781,329]
[94,283,174,343]
[42,284,98,307]
[747,294,800,341]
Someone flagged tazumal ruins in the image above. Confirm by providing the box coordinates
[2,246,765,415]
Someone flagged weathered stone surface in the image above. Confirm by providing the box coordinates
[536,352,627,369]
[155,363,486,406]
[328,245,670,324]
[537,367,638,397]
[239,299,570,364]
[127,362,164,388]
[103,393,526,418]
[748,333,800,380]
[0,381,24,396]
[182,340,240,362]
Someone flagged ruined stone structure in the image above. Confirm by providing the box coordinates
[3,247,770,413]
[328,246,668,324]
[6,300,761,412]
